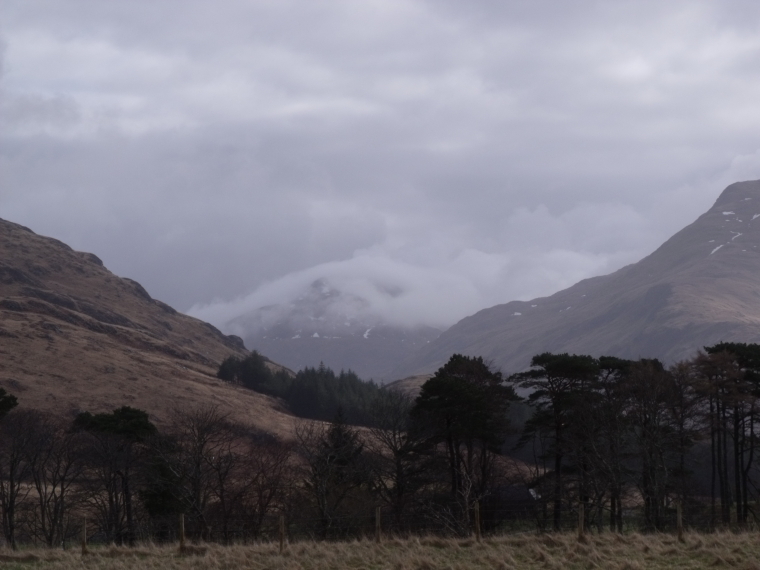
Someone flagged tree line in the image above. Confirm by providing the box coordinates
[0,342,759,548]
[510,344,760,533]
[0,354,517,547]
[217,352,381,424]
[0,402,294,548]
[216,343,760,535]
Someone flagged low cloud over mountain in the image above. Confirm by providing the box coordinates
[220,279,441,381]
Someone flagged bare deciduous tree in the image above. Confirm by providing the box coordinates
[25,413,84,547]
[295,413,369,538]
[242,436,293,538]
[365,389,430,531]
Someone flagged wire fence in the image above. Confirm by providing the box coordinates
[61,498,759,550]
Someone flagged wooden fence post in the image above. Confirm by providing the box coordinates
[80,517,88,555]
[179,513,186,551]
[577,503,585,542]
[677,500,684,542]
[474,501,481,542]
[375,507,382,543]
[279,515,285,553]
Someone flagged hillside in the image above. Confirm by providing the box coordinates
[0,218,295,437]
[393,180,760,377]
[384,374,433,397]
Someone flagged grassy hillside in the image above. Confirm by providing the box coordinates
[0,217,296,437]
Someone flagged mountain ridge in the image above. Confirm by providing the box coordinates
[392,180,760,377]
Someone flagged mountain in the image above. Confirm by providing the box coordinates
[228,279,441,381]
[393,180,760,377]
[0,218,294,436]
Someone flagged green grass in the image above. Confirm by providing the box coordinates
[1,531,759,569]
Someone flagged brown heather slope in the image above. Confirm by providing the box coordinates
[384,374,433,397]
[0,218,295,437]
[393,180,760,377]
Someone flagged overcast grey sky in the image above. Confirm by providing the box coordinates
[3,0,760,330]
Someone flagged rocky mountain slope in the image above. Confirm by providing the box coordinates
[0,218,294,436]
[393,180,760,377]
[228,279,441,381]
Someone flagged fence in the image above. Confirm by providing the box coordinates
[62,498,759,550]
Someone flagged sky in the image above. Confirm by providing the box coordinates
[3,0,760,331]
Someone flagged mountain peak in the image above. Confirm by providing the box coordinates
[712,179,760,209]
[227,279,441,380]
[393,180,760,377]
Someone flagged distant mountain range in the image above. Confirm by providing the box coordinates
[0,218,294,437]
[227,279,441,381]
[7,179,759,413]
[393,180,760,377]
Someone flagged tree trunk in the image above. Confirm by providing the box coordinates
[742,409,755,527]
[609,489,617,533]
[553,451,562,531]
[720,402,731,525]
[123,467,135,547]
[710,395,716,529]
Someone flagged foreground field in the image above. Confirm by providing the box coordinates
[2,532,760,570]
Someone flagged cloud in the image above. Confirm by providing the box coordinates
[3,0,760,330]
[188,200,654,330]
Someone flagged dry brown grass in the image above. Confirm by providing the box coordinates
[2,532,760,569]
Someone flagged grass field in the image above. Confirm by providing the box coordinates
[1,532,760,569]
